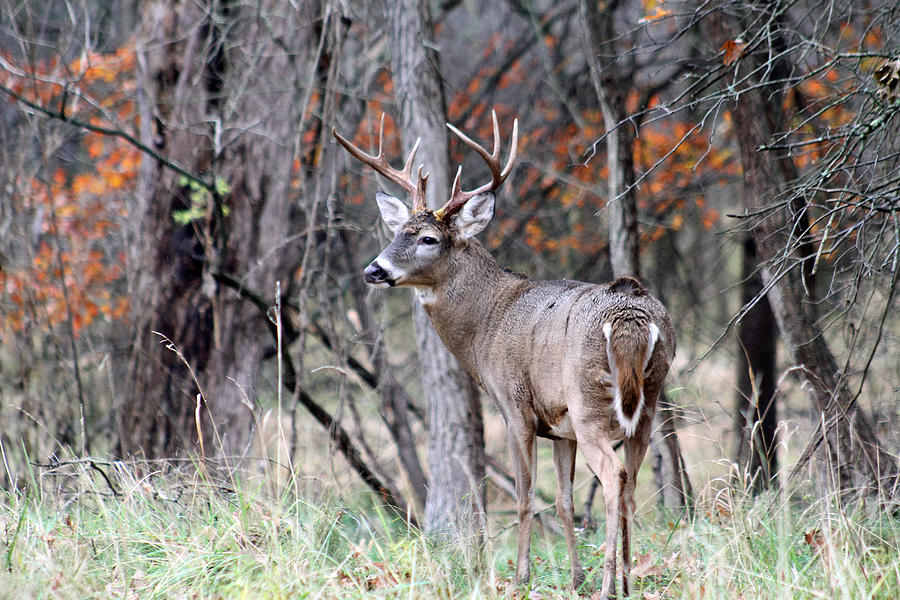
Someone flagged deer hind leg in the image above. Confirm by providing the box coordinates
[552,438,585,590]
[508,424,537,585]
[576,428,625,599]
[621,423,652,597]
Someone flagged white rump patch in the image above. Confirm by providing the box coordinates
[602,322,616,386]
[644,322,660,372]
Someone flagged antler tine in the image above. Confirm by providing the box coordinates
[413,164,428,212]
[332,114,428,209]
[450,165,464,200]
[401,138,421,183]
[505,117,519,177]
[437,110,519,220]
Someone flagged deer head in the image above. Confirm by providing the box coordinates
[333,111,517,290]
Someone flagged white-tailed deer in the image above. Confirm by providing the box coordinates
[334,112,675,598]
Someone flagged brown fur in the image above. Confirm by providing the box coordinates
[616,340,645,421]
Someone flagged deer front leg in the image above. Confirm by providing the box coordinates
[553,438,585,591]
[508,423,537,585]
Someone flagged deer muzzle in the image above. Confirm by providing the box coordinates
[364,261,394,287]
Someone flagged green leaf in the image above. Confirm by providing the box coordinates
[214,176,230,197]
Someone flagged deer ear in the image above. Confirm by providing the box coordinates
[375,192,410,233]
[453,192,495,239]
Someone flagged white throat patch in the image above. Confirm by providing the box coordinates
[415,288,437,305]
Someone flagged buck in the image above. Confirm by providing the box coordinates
[334,112,675,598]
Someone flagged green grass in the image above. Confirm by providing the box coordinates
[1,463,897,599]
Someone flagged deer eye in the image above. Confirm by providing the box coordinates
[419,236,439,246]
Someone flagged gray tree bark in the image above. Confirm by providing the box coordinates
[389,0,487,539]
[733,237,779,493]
[120,0,314,462]
[704,5,897,503]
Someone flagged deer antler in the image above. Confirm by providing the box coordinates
[435,110,518,221]
[333,114,428,212]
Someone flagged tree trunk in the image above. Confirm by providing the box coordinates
[121,0,214,460]
[733,236,778,493]
[704,5,897,503]
[578,0,693,514]
[389,0,487,539]
[119,0,314,463]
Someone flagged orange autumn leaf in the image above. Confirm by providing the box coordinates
[105,172,126,189]
[111,296,129,319]
[639,7,671,24]
[72,174,98,196]
[804,529,825,551]
[721,40,746,66]
[701,209,720,229]
[85,135,105,158]
[83,262,104,281]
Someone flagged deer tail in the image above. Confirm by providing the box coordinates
[602,321,660,437]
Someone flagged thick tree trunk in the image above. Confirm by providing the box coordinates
[389,0,487,539]
[578,0,693,514]
[733,236,778,492]
[120,0,313,463]
[704,5,897,503]
[121,0,215,459]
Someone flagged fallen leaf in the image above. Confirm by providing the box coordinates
[663,550,680,568]
[804,529,824,552]
[631,552,662,578]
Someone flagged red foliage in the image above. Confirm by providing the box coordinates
[2,46,139,337]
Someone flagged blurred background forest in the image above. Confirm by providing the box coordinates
[1,0,899,542]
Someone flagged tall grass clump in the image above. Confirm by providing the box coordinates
[0,461,500,599]
[629,481,900,600]
[1,459,897,599]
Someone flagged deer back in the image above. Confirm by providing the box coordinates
[419,257,674,437]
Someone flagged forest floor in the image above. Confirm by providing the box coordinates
[1,457,897,600]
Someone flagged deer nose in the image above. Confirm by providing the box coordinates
[364,261,389,285]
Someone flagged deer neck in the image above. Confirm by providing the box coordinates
[417,239,521,377]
